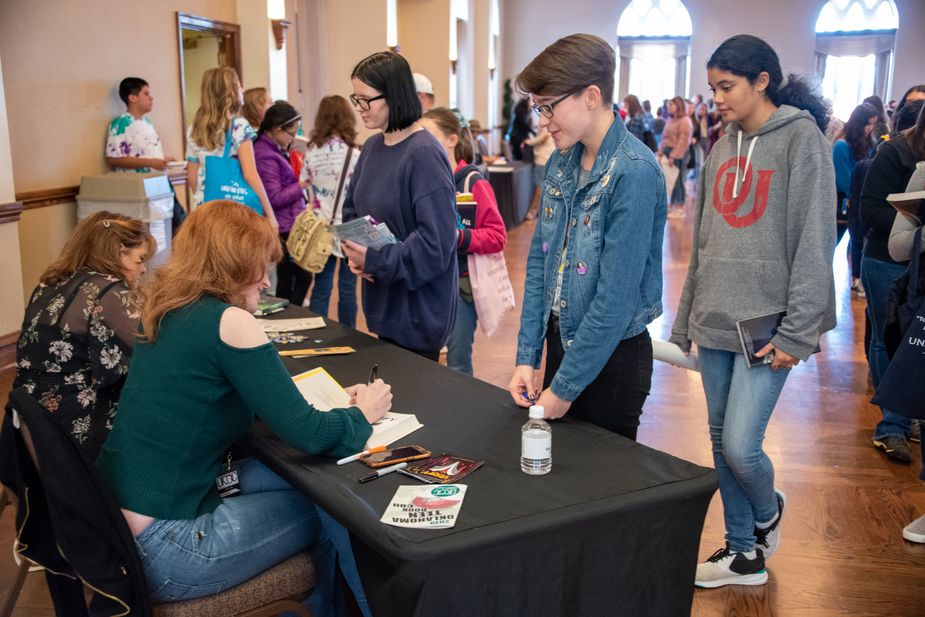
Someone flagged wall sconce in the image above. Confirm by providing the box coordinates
[271,19,291,50]
[389,45,401,52]
[489,67,496,79]
[451,59,458,75]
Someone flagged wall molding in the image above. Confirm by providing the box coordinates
[0,330,18,374]
[0,201,23,224]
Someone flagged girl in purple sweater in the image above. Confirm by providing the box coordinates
[254,101,311,305]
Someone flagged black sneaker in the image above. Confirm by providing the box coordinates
[754,489,786,559]
[872,436,913,463]
[694,546,768,588]
[908,421,921,444]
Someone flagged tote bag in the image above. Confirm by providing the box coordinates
[872,228,925,419]
[203,126,263,214]
[468,251,515,338]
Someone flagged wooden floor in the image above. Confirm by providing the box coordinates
[2,183,924,616]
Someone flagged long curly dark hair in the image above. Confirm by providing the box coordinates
[837,103,878,160]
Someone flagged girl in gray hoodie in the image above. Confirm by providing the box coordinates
[670,34,836,589]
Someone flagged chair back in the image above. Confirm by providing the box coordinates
[6,388,153,617]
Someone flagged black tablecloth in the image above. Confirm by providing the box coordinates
[487,162,533,229]
[247,310,716,617]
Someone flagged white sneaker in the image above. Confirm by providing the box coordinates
[755,489,787,558]
[903,513,925,543]
[695,546,768,588]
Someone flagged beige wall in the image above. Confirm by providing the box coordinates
[0,53,24,336]
[237,0,272,92]
[398,0,452,110]
[892,0,925,102]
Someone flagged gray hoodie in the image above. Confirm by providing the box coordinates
[670,105,837,360]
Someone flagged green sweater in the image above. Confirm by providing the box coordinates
[96,296,372,520]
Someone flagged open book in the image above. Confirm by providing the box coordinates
[292,368,421,448]
[887,190,925,221]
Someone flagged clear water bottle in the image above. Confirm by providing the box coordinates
[521,405,551,475]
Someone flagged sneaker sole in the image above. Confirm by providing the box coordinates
[871,439,913,463]
[902,528,925,543]
[695,570,768,589]
[762,490,787,559]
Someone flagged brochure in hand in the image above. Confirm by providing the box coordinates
[330,215,397,249]
[380,484,468,529]
[736,311,786,368]
[397,453,484,484]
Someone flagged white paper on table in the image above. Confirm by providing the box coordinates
[367,412,422,449]
[380,484,468,529]
[652,338,700,372]
[293,368,351,411]
[258,316,325,334]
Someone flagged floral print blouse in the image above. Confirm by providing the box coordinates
[14,271,139,459]
[185,115,256,207]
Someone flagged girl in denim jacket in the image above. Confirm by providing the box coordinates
[508,34,667,442]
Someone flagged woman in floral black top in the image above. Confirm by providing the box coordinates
[15,211,154,460]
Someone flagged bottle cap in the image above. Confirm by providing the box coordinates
[529,405,545,419]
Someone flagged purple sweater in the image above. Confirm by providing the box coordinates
[254,133,305,232]
[343,130,458,352]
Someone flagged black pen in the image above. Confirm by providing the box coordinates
[367,364,379,384]
[358,461,407,484]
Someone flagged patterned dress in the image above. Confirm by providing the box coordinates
[185,116,256,207]
[105,113,165,173]
[14,271,139,459]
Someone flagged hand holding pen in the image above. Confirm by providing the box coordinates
[345,367,392,425]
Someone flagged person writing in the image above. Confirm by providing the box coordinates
[96,201,392,615]
[507,34,667,441]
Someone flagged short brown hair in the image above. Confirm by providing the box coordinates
[309,95,358,149]
[422,107,476,164]
[41,211,155,286]
[515,34,615,103]
[140,201,282,341]
[242,87,269,128]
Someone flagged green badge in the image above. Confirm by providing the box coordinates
[431,486,460,497]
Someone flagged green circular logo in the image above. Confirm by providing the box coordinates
[431,486,460,497]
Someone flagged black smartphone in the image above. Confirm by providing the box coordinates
[360,445,431,468]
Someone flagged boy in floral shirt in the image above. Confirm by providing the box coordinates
[105,77,172,173]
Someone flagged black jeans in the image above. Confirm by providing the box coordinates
[276,231,312,306]
[543,315,653,441]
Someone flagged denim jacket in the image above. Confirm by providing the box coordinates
[515,116,667,401]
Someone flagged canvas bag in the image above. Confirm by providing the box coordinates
[458,169,515,336]
[203,126,263,214]
[287,147,352,274]
[872,228,925,420]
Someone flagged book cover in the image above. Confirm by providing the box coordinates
[736,311,786,368]
[456,200,477,229]
[254,295,290,316]
[887,190,925,221]
[397,453,484,484]
[380,484,468,529]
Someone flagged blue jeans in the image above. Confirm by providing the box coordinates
[309,256,358,328]
[699,347,790,553]
[134,458,369,617]
[861,255,911,440]
[446,293,477,375]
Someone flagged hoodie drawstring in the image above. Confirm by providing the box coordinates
[733,130,759,199]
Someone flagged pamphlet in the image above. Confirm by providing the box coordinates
[380,484,468,529]
[736,311,786,368]
[329,215,397,249]
[291,368,422,445]
[398,453,484,484]
[258,316,326,334]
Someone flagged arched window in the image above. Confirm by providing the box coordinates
[815,0,898,121]
[616,0,693,106]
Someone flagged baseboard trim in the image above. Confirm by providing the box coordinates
[0,330,18,374]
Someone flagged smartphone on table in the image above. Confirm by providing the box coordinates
[360,445,431,468]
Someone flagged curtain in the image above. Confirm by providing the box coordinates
[874,50,893,103]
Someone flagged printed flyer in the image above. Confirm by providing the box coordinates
[380,484,468,529]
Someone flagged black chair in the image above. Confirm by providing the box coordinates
[4,388,315,616]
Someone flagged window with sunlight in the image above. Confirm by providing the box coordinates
[815,0,897,119]
[616,0,693,104]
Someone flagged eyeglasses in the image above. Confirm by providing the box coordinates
[532,89,583,118]
[350,93,386,111]
[285,126,299,137]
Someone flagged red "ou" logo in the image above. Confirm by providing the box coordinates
[712,157,775,228]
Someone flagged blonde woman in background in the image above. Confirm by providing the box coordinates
[185,68,277,230]
[242,87,273,130]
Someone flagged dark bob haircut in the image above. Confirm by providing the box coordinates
[708,34,829,133]
[351,51,421,133]
[119,77,148,105]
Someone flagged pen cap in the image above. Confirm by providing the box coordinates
[529,405,545,419]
